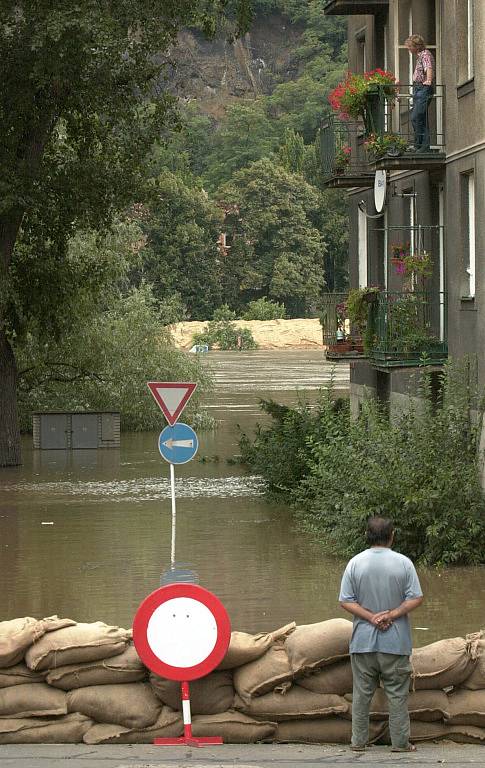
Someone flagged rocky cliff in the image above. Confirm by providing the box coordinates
[168,14,305,119]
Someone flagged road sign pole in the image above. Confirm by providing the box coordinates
[170,462,176,566]
[153,679,223,747]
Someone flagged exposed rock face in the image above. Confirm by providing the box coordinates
[167,14,305,118]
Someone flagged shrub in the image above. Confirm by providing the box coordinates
[294,360,485,566]
[242,358,485,566]
[240,388,349,497]
[193,319,258,351]
[243,298,286,321]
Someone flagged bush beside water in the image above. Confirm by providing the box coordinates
[240,361,485,566]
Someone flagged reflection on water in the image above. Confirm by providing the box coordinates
[0,350,484,643]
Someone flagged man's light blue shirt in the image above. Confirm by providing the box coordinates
[339,547,423,656]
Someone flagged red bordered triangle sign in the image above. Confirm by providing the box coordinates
[147,382,197,426]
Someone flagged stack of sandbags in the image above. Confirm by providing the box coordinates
[2,613,485,746]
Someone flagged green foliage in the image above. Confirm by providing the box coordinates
[132,170,224,320]
[243,297,286,320]
[243,359,485,566]
[16,284,210,432]
[220,158,326,317]
[240,391,349,496]
[193,319,258,350]
[213,304,237,321]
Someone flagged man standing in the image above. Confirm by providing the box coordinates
[405,34,435,151]
[339,516,423,753]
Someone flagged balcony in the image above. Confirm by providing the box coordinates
[324,0,388,14]
[367,291,448,368]
[365,85,446,172]
[320,292,367,360]
[319,117,373,189]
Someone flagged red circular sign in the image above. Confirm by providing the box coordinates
[133,584,231,681]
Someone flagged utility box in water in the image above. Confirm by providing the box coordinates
[33,411,120,450]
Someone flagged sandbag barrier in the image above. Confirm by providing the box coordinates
[0,616,484,744]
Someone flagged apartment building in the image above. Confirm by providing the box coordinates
[321,0,483,415]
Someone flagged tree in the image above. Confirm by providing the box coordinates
[0,0,249,466]
[219,158,326,316]
[132,170,224,320]
[16,284,210,432]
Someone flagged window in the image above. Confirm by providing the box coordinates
[467,0,475,80]
[462,172,476,297]
[355,29,367,74]
[457,0,475,84]
[358,207,368,288]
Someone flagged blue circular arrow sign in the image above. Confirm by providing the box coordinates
[158,423,198,465]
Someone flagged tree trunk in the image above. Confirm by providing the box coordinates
[0,329,21,467]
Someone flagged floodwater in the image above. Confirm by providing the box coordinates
[0,349,483,644]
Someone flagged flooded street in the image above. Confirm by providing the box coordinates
[0,350,484,644]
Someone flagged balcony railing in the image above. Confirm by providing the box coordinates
[368,291,448,368]
[320,292,366,359]
[319,116,373,188]
[324,0,388,14]
[365,84,446,170]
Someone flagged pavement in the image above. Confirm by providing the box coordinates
[0,743,483,768]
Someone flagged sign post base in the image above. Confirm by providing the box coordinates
[153,736,223,747]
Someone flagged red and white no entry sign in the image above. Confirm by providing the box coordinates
[133,583,231,681]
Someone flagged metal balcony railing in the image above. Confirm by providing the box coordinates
[368,291,448,367]
[319,116,372,186]
[364,84,445,158]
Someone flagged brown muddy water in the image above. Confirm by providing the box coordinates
[0,350,483,644]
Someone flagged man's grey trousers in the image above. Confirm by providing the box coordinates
[350,652,412,749]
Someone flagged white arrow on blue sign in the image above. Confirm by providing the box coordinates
[158,423,199,465]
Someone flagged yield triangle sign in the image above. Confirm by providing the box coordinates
[147,382,197,426]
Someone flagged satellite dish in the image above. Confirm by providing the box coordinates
[374,170,387,213]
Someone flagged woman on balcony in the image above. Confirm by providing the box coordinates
[405,34,435,152]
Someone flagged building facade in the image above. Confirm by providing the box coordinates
[322,0,483,417]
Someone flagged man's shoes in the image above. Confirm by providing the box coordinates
[351,745,366,752]
[391,743,417,752]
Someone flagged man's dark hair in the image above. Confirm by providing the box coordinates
[366,516,394,546]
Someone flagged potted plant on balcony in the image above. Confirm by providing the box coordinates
[347,287,380,353]
[365,133,408,159]
[390,243,433,286]
[334,144,351,173]
[328,69,398,134]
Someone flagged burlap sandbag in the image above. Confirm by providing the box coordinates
[0,663,46,688]
[83,707,183,744]
[461,636,485,690]
[46,643,146,690]
[284,619,353,675]
[234,688,349,721]
[276,717,385,744]
[410,634,479,690]
[67,682,160,729]
[297,661,353,695]
[218,622,296,671]
[191,711,276,743]
[344,689,449,722]
[384,720,485,744]
[0,616,76,668]
[0,682,67,718]
[0,713,92,744]
[150,670,234,715]
[233,643,293,705]
[25,621,130,671]
[446,689,485,727]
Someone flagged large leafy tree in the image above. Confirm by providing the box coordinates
[219,158,326,316]
[0,0,249,466]
[133,170,224,319]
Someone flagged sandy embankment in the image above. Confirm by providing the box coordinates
[169,318,324,350]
